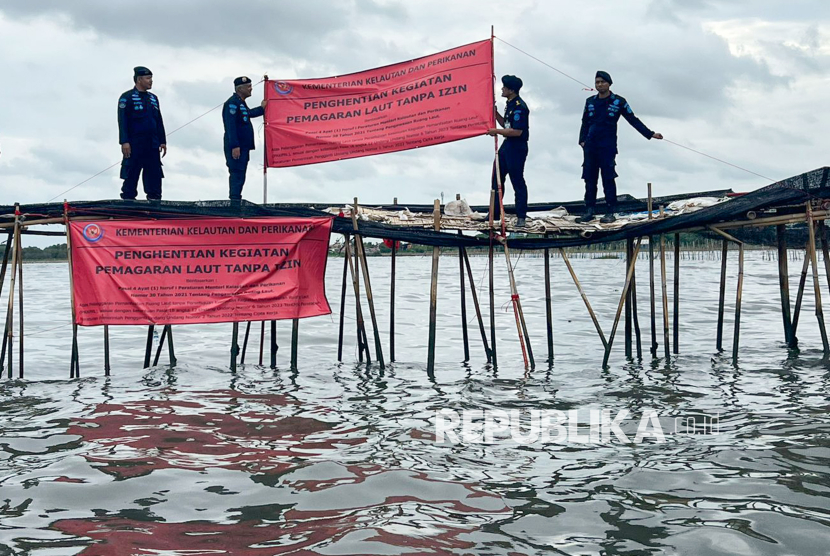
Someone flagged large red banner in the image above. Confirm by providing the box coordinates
[69,218,332,326]
[264,39,495,167]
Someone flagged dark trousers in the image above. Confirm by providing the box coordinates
[225,148,250,200]
[582,144,618,209]
[120,143,163,200]
[491,142,528,219]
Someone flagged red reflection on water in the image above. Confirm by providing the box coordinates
[67,390,366,479]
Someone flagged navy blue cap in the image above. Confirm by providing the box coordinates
[501,75,522,93]
[595,70,612,85]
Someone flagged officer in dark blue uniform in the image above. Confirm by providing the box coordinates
[488,75,530,227]
[118,66,167,200]
[577,70,662,223]
[222,76,266,201]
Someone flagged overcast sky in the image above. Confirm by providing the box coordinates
[0,0,828,212]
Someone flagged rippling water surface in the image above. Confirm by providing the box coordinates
[2,251,830,555]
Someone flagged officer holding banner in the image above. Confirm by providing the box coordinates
[222,76,267,201]
[487,75,529,227]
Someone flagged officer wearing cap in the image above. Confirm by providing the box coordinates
[222,76,267,201]
[577,70,663,223]
[117,66,167,200]
[487,74,530,227]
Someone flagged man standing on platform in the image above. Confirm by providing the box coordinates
[118,66,167,200]
[222,76,266,201]
[577,70,662,223]
[487,74,530,227]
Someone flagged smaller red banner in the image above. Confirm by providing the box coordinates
[69,217,332,326]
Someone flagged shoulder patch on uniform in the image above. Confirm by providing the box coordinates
[229,104,237,114]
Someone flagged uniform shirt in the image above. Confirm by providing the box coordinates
[117,88,166,147]
[222,93,265,151]
[502,95,529,144]
[579,92,653,148]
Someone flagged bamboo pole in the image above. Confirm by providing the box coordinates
[775,224,793,345]
[153,325,168,367]
[230,322,239,371]
[806,204,829,353]
[240,321,252,364]
[259,322,265,365]
[344,233,370,363]
[625,238,633,358]
[62,204,80,378]
[673,232,680,354]
[603,238,643,366]
[648,183,657,357]
[660,207,670,359]
[270,320,277,368]
[427,200,441,374]
[708,226,745,360]
[560,248,607,348]
[15,230,23,379]
[5,208,19,378]
[0,232,12,377]
[501,238,534,369]
[390,198,397,363]
[716,239,728,351]
[462,248,492,362]
[352,198,385,368]
[790,241,811,348]
[167,325,176,366]
[104,325,110,376]
[291,318,299,369]
[143,326,154,368]
[488,190,497,367]
[544,232,554,364]
[457,196,469,362]
[631,239,642,359]
[337,234,349,362]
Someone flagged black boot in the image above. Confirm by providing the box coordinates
[600,206,617,224]
[575,206,595,223]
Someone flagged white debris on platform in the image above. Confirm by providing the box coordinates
[325,196,728,234]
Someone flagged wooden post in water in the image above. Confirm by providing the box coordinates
[240,321,252,364]
[143,326,155,369]
[259,322,265,366]
[806,204,829,353]
[544,232,554,364]
[631,237,643,359]
[291,318,299,369]
[710,227,745,360]
[5,208,19,379]
[457,195,469,362]
[647,184,657,357]
[352,198,385,368]
[15,231,23,379]
[167,325,176,366]
[62,203,80,378]
[488,190,497,367]
[337,234,349,362]
[390,198,397,362]
[462,248,492,362]
[0,232,13,377]
[790,241,811,348]
[673,233,680,354]
[270,321,277,368]
[603,238,643,366]
[104,325,110,376]
[153,325,168,367]
[716,239,728,351]
[560,249,607,349]
[776,224,793,344]
[659,207,670,359]
[427,200,441,374]
[345,233,370,363]
[625,238,633,358]
[230,322,239,371]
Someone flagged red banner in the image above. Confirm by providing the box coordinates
[264,39,494,167]
[69,218,332,326]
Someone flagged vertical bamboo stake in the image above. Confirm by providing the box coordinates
[153,325,168,366]
[352,198,385,368]
[502,239,534,369]
[104,325,110,376]
[673,232,680,354]
[544,232,554,364]
[631,236,643,359]
[820,221,830,301]
[0,233,13,376]
[143,326,154,368]
[603,239,643,366]
[624,238,633,358]
[390,198,398,363]
[488,190,498,367]
[62,203,80,378]
[457,196,469,362]
[337,235,349,362]
[5,208,19,378]
[345,233,370,363]
[716,239,728,351]
[427,200,441,374]
[291,318,299,369]
[648,183,657,357]
[733,242,744,362]
[16,230,23,379]
[259,321,265,366]
[659,207,670,359]
[230,322,239,371]
[806,204,829,352]
[166,325,176,366]
[270,320,277,368]
[462,248,491,361]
